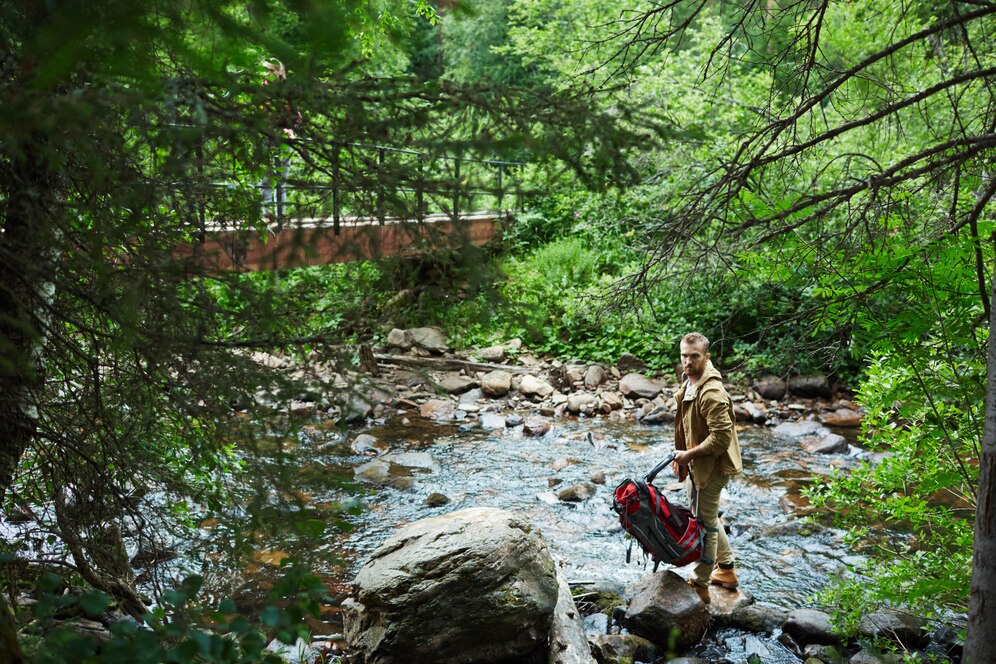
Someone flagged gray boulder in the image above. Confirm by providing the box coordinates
[857,608,928,649]
[584,365,607,389]
[782,608,841,646]
[549,565,598,664]
[481,370,513,397]
[420,398,455,421]
[343,508,559,664]
[772,420,829,441]
[436,374,477,394]
[803,433,849,455]
[566,393,597,414]
[519,374,555,399]
[476,344,506,362]
[753,375,787,401]
[788,374,832,399]
[617,353,646,373]
[588,634,658,664]
[623,571,710,650]
[408,326,449,354]
[619,373,665,400]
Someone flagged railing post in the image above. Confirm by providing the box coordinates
[452,155,461,222]
[416,155,425,223]
[497,163,504,215]
[332,143,341,235]
[377,147,386,224]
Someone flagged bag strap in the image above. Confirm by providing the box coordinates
[645,453,677,484]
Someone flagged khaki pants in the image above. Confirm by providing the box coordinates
[688,473,734,585]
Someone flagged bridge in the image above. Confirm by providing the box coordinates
[167,139,524,274]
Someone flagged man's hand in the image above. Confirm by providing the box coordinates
[672,460,688,482]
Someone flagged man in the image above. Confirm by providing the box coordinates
[671,332,743,604]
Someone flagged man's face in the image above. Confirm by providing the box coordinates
[680,340,709,379]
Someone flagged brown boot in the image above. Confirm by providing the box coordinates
[687,578,710,604]
[710,563,738,589]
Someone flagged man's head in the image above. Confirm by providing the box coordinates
[680,333,710,380]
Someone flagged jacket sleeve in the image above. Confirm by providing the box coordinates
[696,387,734,457]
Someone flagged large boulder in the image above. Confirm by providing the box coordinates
[752,375,787,401]
[619,373,665,400]
[519,374,555,400]
[787,374,832,399]
[549,565,598,664]
[407,326,450,354]
[481,370,513,397]
[342,508,559,664]
[623,571,710,650]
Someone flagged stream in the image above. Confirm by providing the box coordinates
[185,412,871,663]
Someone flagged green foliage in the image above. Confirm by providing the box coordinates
[25,568,327,663]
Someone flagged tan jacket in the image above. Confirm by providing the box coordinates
[674,360,743,488]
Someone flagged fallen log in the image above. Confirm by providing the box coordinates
[372,353,534,374]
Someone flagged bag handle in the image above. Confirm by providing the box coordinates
[645,453,677,484]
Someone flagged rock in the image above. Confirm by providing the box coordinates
[354,452,440,490]
[519,374,555,399]
[779,492,813,515]
[459,388,484,405]
[637,402,674,424]
[772,420,829,441]
[752,375,787,401]
[342,508,558,664]
[601,392,624,411]
[590,470,607,485]
[788,374,832,399]
[782,608,841,646]
[802,433,849,454]
[566,393,597,414]
[849,649,903,664]
[733,403,754,422]
[407,326,449,354]
[351,434,388,456]
[819,408,862,427]
[551,458,571,472]
[436,374,477,394]
[857,608,929,649]
[420,398,455,421]
[588,633,658,664]
[743,401,767,424]
[479,412,506,430]
[476,344,506,362]
[481,370,513,397]
[523,417,551,437]
[557,483,596,502]
[336,392,377,423]
[505,414,524,427]
[536,492,559,505]
[803,643,847,664]
[549,565,598,664]
[562,364,586,386]
[617,353,647,373]
[619,373,666,400]
[623,571,710,650]
[425,492,450,507]
[386,328,411,350]
[716,604,786,634]
[584,365,607,389]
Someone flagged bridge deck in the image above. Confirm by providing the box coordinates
[175,211,504,274]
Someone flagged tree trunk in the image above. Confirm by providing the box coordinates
[965,243,996,661]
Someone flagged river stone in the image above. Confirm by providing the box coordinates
[476,344,506,362]
[563,364,586,386]
[782,608,841,646]
[623,571,710,650]
[549,564,598,664]
[743,401,767,423]
[505,414,524,427]
[557,482,596,502]
[519,374,555,399]
[819,407,862,427]
[436,374,477,394]
[857,608,929,649]
[459,387,484,405]
[566,393,597,414]
[772,420,829,441]
[602,392,624,411]
[425,492,450,507]
[803,433,848,455]
[803,644,847,663]
[617,353,646,373]
[849,649,903,664]
[788,374,832,399]
[715,603,786,634]
[588,634,658,664]
[619,373,665,399]
[351,434,388,456]
[385,328,411,350]
[479,412,506,430]
[407,326,449,354]
[342,508,558,664]
[481,370,512,397]
[420,398,455,421]
[584,364,607,389]
[752,375,787,401]
[523,417,551,437]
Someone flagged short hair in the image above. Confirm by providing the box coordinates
[681,332,710,351]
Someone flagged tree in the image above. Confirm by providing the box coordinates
[0,0,658,657]
[516,0,995,655]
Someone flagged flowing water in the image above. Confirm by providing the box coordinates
[184,412,870,663]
